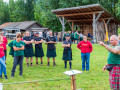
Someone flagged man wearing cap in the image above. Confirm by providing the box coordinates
[45,31,57,67]
[62,33,72,69]
[34,32,44,65]
[0,32,8,64]
[77,36,93,71]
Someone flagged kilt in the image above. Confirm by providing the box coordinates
[24,47,34,57]
[80,37,83,41]
[74,38,79,40]
[35,48,44,57]
[47,49,56,57]
[71,37,74,41]
[109,65,120,89]
[63,37,66,41]
[62,49,72,61]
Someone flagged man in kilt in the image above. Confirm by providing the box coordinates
[45,31,57,67]
[23,31,34,66]
[99,35,120,90]
[34,32,44,65]
[62,33,72,69]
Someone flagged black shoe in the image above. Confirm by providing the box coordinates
[64,67,67,69]
[41,62,43,65]
[47,62,50,66]
[69,68,72,70]
[5,75,8,79]
[0,75,3,79]
[20,74,23,77]
[31,64,33,66]
[11,74,14,77]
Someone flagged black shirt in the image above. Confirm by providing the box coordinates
[23,36,33,48]
[46,36,56,49]
[63,39,72,50]
[34,37,43,48]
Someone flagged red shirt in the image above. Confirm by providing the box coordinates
[21,38,23,41]
[3,37,8,50]
[77,41,93,53]
[0,43,5,58]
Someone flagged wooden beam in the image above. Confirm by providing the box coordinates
[107,18,111,25]
[57,11,104,17]
[93,13,96,43]
[68,17,113,22]
[72,22,74,31]
[68,22,72,30]
[95,11,104,22]
[58,17,65,41]
[68,19,92,22]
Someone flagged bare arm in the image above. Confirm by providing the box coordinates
[18,46,24,50]
[62,44,70,48]
[102,63,108,71]
[13,46,19,51]
[45,41,57,44]
[99,41,120,54]
[34,39,43,44]
[23,40,30,44]
[52,41,57,44]
[13,46,24,51]
[34,41,39,44]
[29,39,34,43]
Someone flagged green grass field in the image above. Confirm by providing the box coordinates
[0,41,110,90]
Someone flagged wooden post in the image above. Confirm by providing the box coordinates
[58,16,65,41]
[71,75,76,90]
[72,21,74,31]
[62,17,65,41]
[93,13,96,43]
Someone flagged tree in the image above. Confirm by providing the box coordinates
[0,0,10,24]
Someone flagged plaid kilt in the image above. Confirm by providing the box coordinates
[109,65,120,89]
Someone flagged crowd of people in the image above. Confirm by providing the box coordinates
[0,30,120,90]
[63,30,93,44]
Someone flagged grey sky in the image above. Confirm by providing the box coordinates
[3,0,9,3]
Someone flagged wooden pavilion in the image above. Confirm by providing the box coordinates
[51,4,120,42]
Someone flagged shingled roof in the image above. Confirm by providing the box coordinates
[0,21,42,30]
[51,4,120,25]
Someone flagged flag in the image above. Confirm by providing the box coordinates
[104,21,109,42]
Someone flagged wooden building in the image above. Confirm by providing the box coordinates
[51,4,120,42]
[0,21,48,37]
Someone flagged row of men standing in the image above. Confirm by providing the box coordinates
[0,30,93,79]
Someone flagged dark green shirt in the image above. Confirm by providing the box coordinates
[13,40,25,56]
[107,45,120,64]
[71,33,74,37]
[74,32,79,39]
[8,40,15,56]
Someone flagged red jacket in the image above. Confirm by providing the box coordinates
[0,43,5,58]
[77,41,93,53]
[3,37,8,50]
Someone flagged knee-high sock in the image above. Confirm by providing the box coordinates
[64,61,67,68]
[69,62,72,69]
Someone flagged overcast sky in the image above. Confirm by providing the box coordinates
[3,0,9,3]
